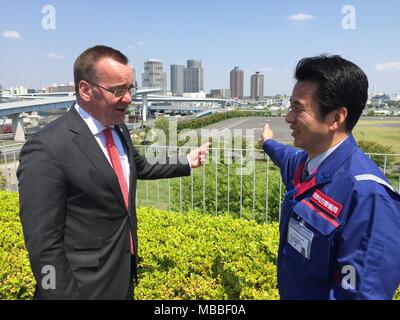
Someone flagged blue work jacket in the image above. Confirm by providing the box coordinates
[263,135,400,299]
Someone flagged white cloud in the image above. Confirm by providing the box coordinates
[2,30,22,39]
[137,41,145,46]
[375,61,400,71]
[128,45,134,50]
[40,52,64,59]
[287,13,315,24]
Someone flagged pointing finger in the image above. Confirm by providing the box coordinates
[202,141,211,149]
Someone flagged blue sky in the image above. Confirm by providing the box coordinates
[1,0,399,95]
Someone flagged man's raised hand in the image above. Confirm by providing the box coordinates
[188,141,212,168]
[259,123,274,145]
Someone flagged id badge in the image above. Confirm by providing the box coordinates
[287,218,314,259]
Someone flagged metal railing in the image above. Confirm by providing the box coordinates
[133,146,279,223]
[1,144,400,223]
[0,143,23,191]
[132,145,400,223]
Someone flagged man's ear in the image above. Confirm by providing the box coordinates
[79,80,91,102]
[329,107,348,131]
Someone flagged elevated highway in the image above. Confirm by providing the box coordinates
[0,88,240,141]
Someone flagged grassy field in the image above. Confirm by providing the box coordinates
[353,118,400,154]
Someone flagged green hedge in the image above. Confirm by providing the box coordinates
[0,191,35,299]
[0,191,279,300]
[136,208,279,299]
[0,191,399,300]
[0,173,6,190]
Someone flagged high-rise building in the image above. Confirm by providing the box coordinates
[187,59,202,69]
[9,86,28,95]
[131,67,136,87]
[46,83,75,93]
[170,64,185,95]
[250,71,264,101]
[209,89,231,99]
[184,59,203,93]
[230,67,244,99]
[142,59,166,92]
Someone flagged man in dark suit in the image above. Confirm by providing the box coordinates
[17,45,210,299]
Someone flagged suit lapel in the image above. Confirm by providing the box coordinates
[67,107,127,210]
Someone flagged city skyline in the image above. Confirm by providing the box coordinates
[1,0,400,95]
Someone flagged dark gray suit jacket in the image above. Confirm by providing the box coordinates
[17,106,190,299]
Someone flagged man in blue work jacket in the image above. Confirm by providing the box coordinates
[260,54,400,299]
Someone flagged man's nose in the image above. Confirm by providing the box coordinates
[285,109,294,124]
[122,90,132,104]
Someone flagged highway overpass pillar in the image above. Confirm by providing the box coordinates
[11,113,26,142]
[142,94,148,123]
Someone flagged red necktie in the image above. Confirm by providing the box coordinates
[103,128,134,255]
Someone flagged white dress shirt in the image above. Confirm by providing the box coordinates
[74,103,130,190]
[306,136,349,174]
